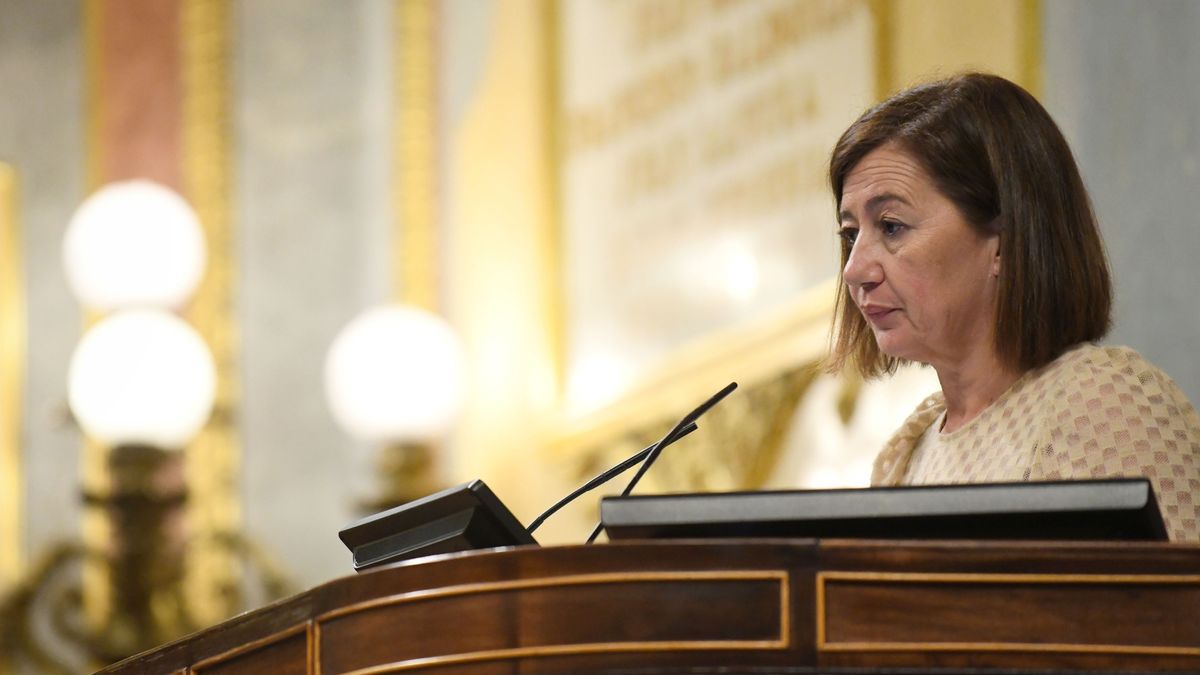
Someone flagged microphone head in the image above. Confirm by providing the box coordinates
[680,381,737,426]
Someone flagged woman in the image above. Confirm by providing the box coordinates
[828,72,1200,542]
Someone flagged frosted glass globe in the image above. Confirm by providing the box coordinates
[68,309,217,449]
[63,180,206,311]
[325,305,467,444]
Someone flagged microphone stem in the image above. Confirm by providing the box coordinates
[526,422,698,534]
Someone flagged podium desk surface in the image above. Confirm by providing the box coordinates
[98,539,1200,675]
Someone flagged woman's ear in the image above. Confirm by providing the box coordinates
[989,233,1002,278]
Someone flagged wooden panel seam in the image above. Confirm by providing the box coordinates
[191,621,310,672]
[314,614,323,675]
[816,570,1200,656]
[308,619,315,674]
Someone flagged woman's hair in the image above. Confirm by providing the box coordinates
[826,72,1112,377]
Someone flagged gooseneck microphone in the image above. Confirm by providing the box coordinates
[525,422,699,534]
[585,381,738,544]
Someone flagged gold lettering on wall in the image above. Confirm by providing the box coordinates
[560,0,875,411]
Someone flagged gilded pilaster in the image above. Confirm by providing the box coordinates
[1018,0,1043,97]
[180,0,239,626]
[0,164,23,588]
[540,1,566,397]
[80,0,113,629]
[395,0,438,309]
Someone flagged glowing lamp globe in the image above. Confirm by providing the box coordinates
[324,305,467,444]
[68,309,217,450]
[63,180,206,311]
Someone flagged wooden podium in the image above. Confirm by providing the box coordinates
[100,539,1200,674]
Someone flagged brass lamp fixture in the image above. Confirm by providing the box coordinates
[324,304,468,511]
[0,181,291,673]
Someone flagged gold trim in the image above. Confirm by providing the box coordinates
[1019,0,1043,97]
[80,0,113,630]
[192,622,309,672]
[181,0,240,626]
[343,639,785,675]
[314,615,323,675]
[320,569,789,623]
[820,571,1200,584]
[321,570,788,674]
[816,571,1200,656]
[83,0,104,192]
[868,0,894,101]
[395,0,438,310]
[540,1,566,396]
[0,164,23,587]
[308,619,316,675]
[821,640,1200,657]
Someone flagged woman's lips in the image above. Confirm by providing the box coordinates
[862,305,898,322]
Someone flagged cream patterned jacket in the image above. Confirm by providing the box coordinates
[872,344,1200,542]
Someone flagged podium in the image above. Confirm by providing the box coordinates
[99,539,1200,674]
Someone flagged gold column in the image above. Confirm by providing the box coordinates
[880,0,1041,96]
[447,0,562,520]
[540,0,566,397]
[80,0,114,629]
[395,0,438,310]
[180,0,239,626]
[869,0,895,100]
[0,164,23,588]
[1018,0,1043,97]
[81,0,238,628]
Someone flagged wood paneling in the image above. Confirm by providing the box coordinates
[98,540,1200,674]
[192,626,308,675]
[820,572,1200,651]
[318,572,786,672]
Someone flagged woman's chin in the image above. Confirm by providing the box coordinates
[873,334,919,362]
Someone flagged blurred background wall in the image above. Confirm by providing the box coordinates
[1,0,1198,669]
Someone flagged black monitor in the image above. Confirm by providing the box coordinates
[600,479,1169,542]
[339,480,537,571]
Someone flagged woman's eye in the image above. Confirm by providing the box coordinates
[838,228,858,245]
[881,219,904,236]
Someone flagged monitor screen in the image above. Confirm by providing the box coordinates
[601,479,1168,542]
[339,479,537,571]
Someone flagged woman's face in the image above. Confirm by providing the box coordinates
[838,142,1000,369]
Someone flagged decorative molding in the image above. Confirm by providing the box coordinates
[318,569,789,622]
[0,164,23,587]
[191,621,309,672]
[317,571,789,673]
[816,570,1200,656]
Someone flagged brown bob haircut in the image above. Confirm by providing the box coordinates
[827,72,1112,377]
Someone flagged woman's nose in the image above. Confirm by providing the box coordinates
[842,239,882,291]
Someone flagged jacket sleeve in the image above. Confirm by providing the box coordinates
[1028,348,1200,542]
